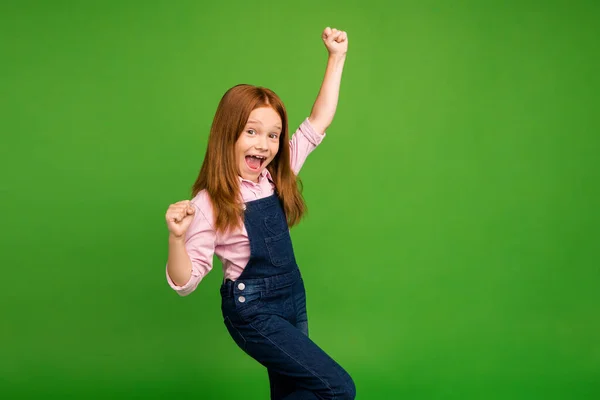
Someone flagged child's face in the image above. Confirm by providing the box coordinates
[235,107,282,183]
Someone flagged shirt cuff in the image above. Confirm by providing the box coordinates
[299,118,326,146]
[166,263,201,297]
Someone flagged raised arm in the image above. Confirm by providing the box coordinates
[308,27,349,136]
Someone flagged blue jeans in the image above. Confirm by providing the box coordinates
[221,269,356,399]
[220,194,356,399]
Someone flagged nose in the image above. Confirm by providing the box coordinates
[255,135,268,150]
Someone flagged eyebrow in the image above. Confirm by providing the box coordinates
[247,119,282,130]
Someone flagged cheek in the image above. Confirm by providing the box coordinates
[271,142,280,156]
[235,138,248,156]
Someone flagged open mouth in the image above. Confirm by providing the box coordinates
[245,155,266,171]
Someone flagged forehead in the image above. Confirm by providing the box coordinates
[246,107,282,129]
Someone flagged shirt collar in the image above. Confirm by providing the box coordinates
[238,168,273,185]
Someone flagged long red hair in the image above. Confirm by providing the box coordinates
[191,84,306,234]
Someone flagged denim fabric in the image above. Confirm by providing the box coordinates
[220,194,355,400]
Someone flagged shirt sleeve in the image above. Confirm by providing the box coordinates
[289,117,326,175]
[165,199,216,296]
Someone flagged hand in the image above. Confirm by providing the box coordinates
[165,200,196,239]
[322,27,348,56]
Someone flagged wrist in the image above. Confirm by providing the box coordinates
[169,233,186,244]
[328,53,347,61]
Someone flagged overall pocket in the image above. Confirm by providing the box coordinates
[264,231,294,266]
[263,213,289,236]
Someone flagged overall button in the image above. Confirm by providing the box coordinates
[237,282,245,290]
[238,296,246,303]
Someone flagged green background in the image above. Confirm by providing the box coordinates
[2,0,599,399]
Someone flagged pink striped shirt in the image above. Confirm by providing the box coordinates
[166,118,325,296]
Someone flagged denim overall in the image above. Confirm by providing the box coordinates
[220,194,356,400]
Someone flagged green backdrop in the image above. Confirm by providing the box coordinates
[2,0,599,399]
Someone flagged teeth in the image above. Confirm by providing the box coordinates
[249,155,266,159]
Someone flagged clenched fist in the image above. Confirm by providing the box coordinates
[165,200,196,238]
[322,27,348,56]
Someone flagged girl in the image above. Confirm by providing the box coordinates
[165,27,354,400]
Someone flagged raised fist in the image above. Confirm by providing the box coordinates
[322,27,348,56]
[165,200,196,238]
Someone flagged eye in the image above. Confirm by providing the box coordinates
[247,129,256,135]
[269,133,279,139]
